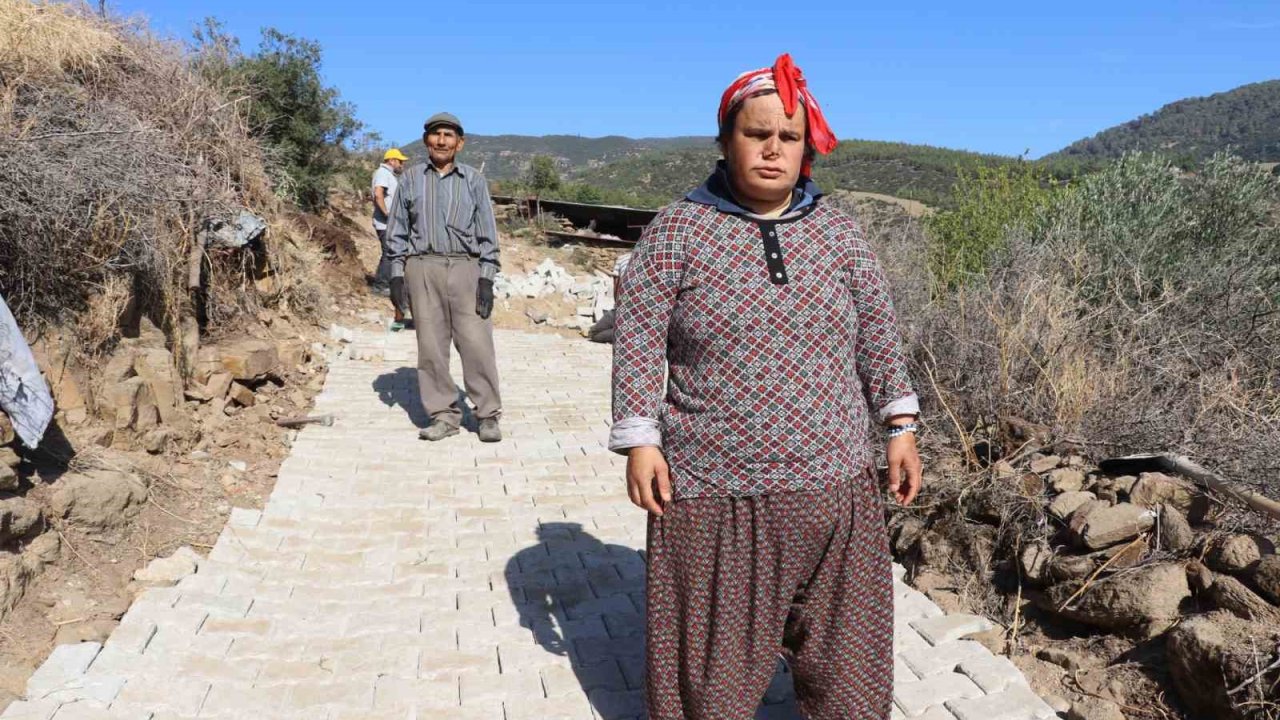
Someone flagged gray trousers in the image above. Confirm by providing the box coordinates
[404,255,502,427]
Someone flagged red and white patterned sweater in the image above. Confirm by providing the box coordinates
[609,198,918,499]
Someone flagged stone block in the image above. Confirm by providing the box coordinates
[946,684,1058,720]
[24,642,102,697]
[894,672,984,717]
[910,614,995,646]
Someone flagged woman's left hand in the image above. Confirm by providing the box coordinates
[886,433,922,505]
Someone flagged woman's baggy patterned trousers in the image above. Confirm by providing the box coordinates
[644,469,893,719]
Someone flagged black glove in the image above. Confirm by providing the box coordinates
[476,277,494,319]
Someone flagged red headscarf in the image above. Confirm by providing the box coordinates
[717,53,838,176]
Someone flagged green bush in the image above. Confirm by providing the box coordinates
[924,163,1059,290]
[192,20,362,211]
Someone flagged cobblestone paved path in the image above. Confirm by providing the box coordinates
[7,328,1058,720]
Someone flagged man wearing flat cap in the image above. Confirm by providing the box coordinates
[387,112,504,442]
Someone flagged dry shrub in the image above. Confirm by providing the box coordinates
[866,153,1280,519]
[0,0,327,360]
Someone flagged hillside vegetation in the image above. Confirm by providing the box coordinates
[1052,79,1280,163]
[401,134,710,181]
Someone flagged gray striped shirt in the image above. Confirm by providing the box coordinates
[386,161,501,280]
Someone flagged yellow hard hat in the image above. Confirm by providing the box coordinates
[383,148,409,162]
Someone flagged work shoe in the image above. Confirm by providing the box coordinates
[478,418,502,443]
[389,320,405,332]
[419,423,459,441]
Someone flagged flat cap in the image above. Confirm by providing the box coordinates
[424,112,464,135]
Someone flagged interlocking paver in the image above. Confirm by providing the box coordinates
[6,327,1053,719]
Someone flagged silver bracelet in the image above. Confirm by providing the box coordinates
[886,422,920,439]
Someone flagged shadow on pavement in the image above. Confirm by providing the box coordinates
[507,522,647,719]
[505,522,804,719]
[371,367,477,432]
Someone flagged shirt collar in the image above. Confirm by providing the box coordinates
[686,160,823,218]
[427,161,465,178]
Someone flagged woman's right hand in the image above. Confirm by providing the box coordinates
[626,446,672,515]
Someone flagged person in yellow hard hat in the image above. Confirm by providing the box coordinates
[373,148,410,329]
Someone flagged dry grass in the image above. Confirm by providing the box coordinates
[0,0,325,363]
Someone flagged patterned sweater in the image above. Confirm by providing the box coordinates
[609,189,918,500]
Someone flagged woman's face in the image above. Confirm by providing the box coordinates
[722,93,807,208]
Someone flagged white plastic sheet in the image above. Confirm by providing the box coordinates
[0,292,54,448]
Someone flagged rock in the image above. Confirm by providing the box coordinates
[1251,554,1280,604]
[890,516,926,557]
[227,382,256,407]
[1076,503,1155,550]
[1203,573,1280,623]
[132,347,183,426]
[1049,468,1086,492]
[132,547,200,589]
[1130,472,1207,521]
[965,488,1005,525]
[1066,499,1106,538]
[1019,472,1046,496]
[1067,698,1125,720]
[142,429,170,455]
[49,470,148,529]
[1157,504,1195,552]
[276,339,309,371]
[103,376,150,430]
[1036,646,1096,671]
[1,447,19,471]
[88,428,113,448]
[1030,454,1062,474]
[1095,487,1118,503]
[1167,611,1277,719]
[1049,491,1097,521]
[1186,560,1215,593]
[1102,536,1149,569]
[192,346,222,385]
[0,412,14,445]
[1065,454,1087,468]
[0,533,60,619]
[1020,542,1054,585]
[0,464,16,492]
[524,308,549,324]
[228,460,247,473]
[1206,534,1275,575]
[24,533,60,565]
[1111,475,1138,495]
[204,372,233,402]
[218,339,280,380]
[1045,562,1188,632]
[1044,695,1072,714]
[0,497,42,545]
[914,530,955,571]
[1049,553,1097,582]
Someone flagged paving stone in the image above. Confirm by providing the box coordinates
[894,672,984,717]
[899,640,990,677]
[0,701,61,720]
[25,643,102,697]
[946,684,1058,720]
[12,328,1040,718]
[910,614,996,646]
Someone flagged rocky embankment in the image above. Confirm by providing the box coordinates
[893,451,1279,719]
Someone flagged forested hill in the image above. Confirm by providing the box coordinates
[399,134,711,180]
[1051,80,1280,163]
[572,140,1023,208]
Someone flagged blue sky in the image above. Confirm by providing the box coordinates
[113,0,1278,158]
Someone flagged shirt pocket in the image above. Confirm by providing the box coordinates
[445,183,476,237]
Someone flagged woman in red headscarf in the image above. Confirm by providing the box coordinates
[610,54,923,718]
